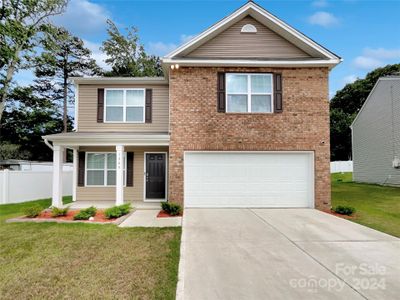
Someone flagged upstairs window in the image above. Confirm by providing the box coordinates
[226,73,273,113]
[105,89,145,122]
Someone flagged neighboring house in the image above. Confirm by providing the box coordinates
[351,76,400,186]
[43,2,341,210]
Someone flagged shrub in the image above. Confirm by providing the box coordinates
[51,206,69,217]
[24,205,43,218]
[73,206,97,220]
[161,202,182,216]
[104,204,132,219]
[333,205,356,216]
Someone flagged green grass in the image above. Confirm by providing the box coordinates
[332,172,400,237]
[0,197,181,300]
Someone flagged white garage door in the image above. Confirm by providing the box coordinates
[184,152,314,208]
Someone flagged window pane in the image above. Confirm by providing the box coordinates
[227,95,248,112]
[106,107,123,121]
[126,107,144,122]
[226,74,247,93]
[87,170,104,185]
[126,90,144,106]
[87,153,105,169]
[106,90,123,105]
[107,153,116,169]
[251,75,272,93]
[251,95,272,112]
[107,170,116,186]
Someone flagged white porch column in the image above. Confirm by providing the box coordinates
[115,145,124,205]
[72,148,78,202]
[52,145,64,207]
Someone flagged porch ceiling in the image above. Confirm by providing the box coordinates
[42,132,170,147]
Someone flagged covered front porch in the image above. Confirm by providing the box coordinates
[42,132,170,209]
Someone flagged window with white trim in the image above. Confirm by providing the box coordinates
[86,153,126,186]
[105,88,145,122]
[226,73,273,113]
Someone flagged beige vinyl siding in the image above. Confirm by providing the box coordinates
[77,84,169,132]
[76,146,168,202]
[185,16,311,59]
[352,78,400,186]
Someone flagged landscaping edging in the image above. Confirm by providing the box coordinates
[6,210,134,225]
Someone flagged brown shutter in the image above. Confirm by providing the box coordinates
[217,72,226,112]
[274,73,283,113]
[145,89,152,123]
[126,152,134,187]
[78,151,85,187]
[97,88,104,122]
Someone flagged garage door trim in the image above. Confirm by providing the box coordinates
[183,151,315,208]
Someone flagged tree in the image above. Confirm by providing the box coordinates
[101,19,163,77]
[0,0,67,122]
[35,26,100,133]
[330,64,400,160]
[0,85,71,161]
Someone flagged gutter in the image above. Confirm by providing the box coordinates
[43,139,53,151]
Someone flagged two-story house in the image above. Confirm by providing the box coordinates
[43,2,340,210]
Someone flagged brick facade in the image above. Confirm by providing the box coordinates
[168,67,331,210]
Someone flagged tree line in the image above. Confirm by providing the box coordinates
[0,0,162,161]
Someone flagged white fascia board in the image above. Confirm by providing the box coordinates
[162,58,341,69]
[69,77,168,85]
[164,2,340,60]
[43,134,170,147]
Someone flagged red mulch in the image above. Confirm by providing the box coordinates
[31,210,115,222]
[157,210,182,218]
[323,209,355,220]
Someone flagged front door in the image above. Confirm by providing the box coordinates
[145,153,166,199]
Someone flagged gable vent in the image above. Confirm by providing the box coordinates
[241,24,257,33]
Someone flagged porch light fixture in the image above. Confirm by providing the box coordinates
[171,64,179,70]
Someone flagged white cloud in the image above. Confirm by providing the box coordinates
[147,34,196,56]
[312,0,329,8]
[353,47,400,70]
[180,34,196,44]
[308,11,339,27]
[343,74,358,84]
[83,39,110,70]
[52,0,110,35]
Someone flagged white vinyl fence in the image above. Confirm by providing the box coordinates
[0,170,72,204]
[330,161,353,173]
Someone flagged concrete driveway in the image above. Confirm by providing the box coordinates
[177,209,400,300]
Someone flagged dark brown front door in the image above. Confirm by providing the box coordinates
[146,153,166,199]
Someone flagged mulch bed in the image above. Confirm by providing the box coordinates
[323,209,356,219]
[33,210,115,222]
[157,210,182,218]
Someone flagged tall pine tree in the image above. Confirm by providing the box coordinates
[35,26,100,134]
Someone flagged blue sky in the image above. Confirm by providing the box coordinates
[17,0,400,97]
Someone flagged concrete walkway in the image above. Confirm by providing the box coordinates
[119,210,181,227]
[178,209,400,300]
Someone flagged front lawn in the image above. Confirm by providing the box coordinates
[332,172,400,238]
[0,197,181,300]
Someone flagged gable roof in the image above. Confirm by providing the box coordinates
[162,1,341,68]
[351,76,400,128]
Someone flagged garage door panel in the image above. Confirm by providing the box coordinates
[184,152,314,208]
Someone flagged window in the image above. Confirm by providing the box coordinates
[105,89,145,122]
[226,73,273,113]
[86,153,126,186]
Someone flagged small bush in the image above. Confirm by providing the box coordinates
[333,205,356,216]
[24,205,42,218]
[73,206,97,220]
[51,206,69,217]
[104,204,132,219]
[161,202,182,216]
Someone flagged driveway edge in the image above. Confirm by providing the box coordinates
[176,212,186,300]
